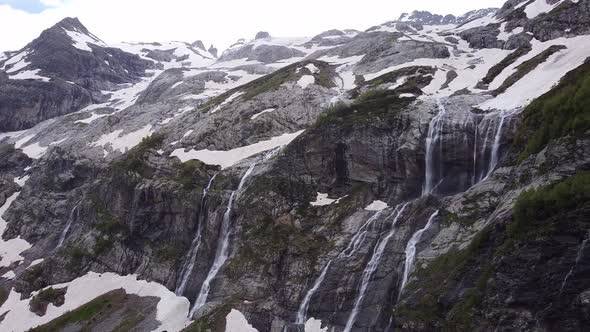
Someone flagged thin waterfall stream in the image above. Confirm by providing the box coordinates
[189,163,257,317]
[398,210,439,296]
[175,173,218,296]
[56,202,80,249]
[423,99,447,196]
[343,203,409,332]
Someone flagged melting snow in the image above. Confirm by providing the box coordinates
[0,271,192,332]
[0,192,32,268]
[310,193,348,207]
[9,69,51,82]
[297,75,315,89]
[63,28,106,52]
[365,200,389,211]
[225,309,258,332]
[211,91,245,113]
[524,0,563,19]
[21,142,48,159]
[481,36,590,110]
[251,108,276,120]
[91,124,154,155]
[171,130,304,169]
[305,318,328,332]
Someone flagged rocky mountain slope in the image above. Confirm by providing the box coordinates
[0,0,589,331]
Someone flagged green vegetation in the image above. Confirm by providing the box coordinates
[30,289,143,332]
[397,228,493,329]
[480,46,531,86]
[29,287,66,316]
[315,89,412,128]
[110,133,165,178]
[181,300,236,332]
[510,172,590,241]
[175,159,207,190]
[515,60,590,161]
[21,265,48,292]
[495,45,566,95]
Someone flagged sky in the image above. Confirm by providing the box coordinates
[0,0,507,53]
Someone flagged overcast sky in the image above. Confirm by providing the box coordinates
[0,0,506,53]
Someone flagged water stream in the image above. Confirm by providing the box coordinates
[189,163,257,317]
[398,210,439,296]
[423,99,447,196]
[175,173,218,296]
[343,203,409,332]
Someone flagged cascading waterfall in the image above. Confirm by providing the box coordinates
[189,163,257,317]
[423,99,447,196]
[295,261,332,324]
[175,173,218,296]
[340,210,386,258]
[294,210,386,324]
[472,118,479,186]
[56,203,80,249]
[343,203,409,332]
[398,210,439,296]
[486,111,506,179]
[398,210,438,298]
[560,236,589,294]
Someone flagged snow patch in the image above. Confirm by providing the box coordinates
[524,0,563,19]
[305,318,328,332]
[211,91,244,113]
[225,309,258,332]
[365,200,389,211]
[171,130,304,169]
[91,125,154,155]
[310,193,347,207]
[9,69,51,82]
[63,28,106,52]
[0,192,32,268]
[251,108,276,120]
[0,271,192,332]
[297,75,315,89]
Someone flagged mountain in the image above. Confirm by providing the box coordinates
[0,0,589,331]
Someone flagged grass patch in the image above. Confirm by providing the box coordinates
[30,289,135,332]
[495,45,566,95]
[110,134,165,178]
[509,172,590,241]
[514,59,590,161]
[315,89,412,128]
[479,46,531,87]
[175,159,207,190]
[29,287,67,316]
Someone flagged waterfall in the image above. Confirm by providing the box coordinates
[175,173,218,296]
[56,203,80,249]
[189,163,257,317]
[343,203,409,332]
[398,210,439,296]
[294,210,386,324]
[295,261,332,324]
[486,111,506,179]
[340,210,386,258]
[472,118,479,186]
[423,99,447,196]
[560,237,589,294]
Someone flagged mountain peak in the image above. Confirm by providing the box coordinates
[52,17,90,34]
[255,31,271,39]
[398,8,497,25]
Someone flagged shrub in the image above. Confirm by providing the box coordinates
[515,60,590,161]
[510,172,590,239]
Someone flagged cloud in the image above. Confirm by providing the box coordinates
[0,0,507,53]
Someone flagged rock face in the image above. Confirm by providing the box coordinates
[0,17,153,131]
[1,1,590,331]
